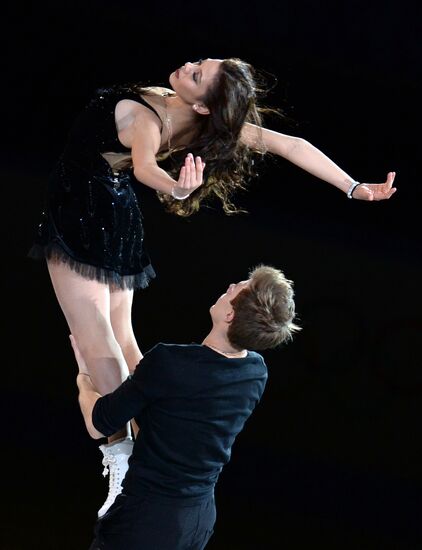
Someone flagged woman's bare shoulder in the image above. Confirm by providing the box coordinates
[142,86,175,97]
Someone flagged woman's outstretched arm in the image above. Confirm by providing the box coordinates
[241,123,397,201]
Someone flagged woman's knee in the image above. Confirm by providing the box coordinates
[72,323,121,360]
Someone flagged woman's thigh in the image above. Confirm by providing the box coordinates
[47,259,112,339]
[47,260,131,393]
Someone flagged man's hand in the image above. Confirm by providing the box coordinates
[352,171,397,201]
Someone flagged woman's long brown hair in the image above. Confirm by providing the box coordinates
[131,58,278,217]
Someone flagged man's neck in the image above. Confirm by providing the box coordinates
[202,329,247,357]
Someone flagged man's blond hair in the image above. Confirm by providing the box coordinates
[228,265,300,350]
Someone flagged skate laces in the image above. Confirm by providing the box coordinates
[98,441,132,516]
[101,451,125,504]
[101,452,117,477]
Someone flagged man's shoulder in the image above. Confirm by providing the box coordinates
[133,343,195,383]
[245,350,267,370]
[247,350,265,362]
[147,342,201,353]
[144,342,203,362]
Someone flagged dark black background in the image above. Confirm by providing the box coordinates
[2,1,421,548]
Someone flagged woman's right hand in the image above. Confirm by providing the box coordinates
[173,153,205,199]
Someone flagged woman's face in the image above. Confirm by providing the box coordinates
[169,58,222,105]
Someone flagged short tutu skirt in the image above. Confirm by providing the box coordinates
[29,156,156,291]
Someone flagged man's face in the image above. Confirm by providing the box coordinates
[210,280,250,323]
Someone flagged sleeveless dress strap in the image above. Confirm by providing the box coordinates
[127,93,164,131]
[136,96,162,121]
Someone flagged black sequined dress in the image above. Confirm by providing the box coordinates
[29,86,158,290]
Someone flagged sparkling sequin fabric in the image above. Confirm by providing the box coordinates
[29,86,158,290]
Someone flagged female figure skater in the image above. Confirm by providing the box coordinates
[29,57,396,516]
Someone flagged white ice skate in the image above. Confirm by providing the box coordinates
[97,437,134,518]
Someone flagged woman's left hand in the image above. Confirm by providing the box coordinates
[352,171,397,201]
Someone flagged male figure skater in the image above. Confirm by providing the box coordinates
[73,265,300,550]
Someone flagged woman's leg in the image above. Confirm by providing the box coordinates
[110,288,142,438]
[47,259,130,441]
[110,288,143,374]
[47,259,136,516]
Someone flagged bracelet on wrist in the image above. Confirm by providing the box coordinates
[346,179,362,199]
[171,184,191,200]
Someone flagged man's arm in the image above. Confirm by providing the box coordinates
[71,335,155,439]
